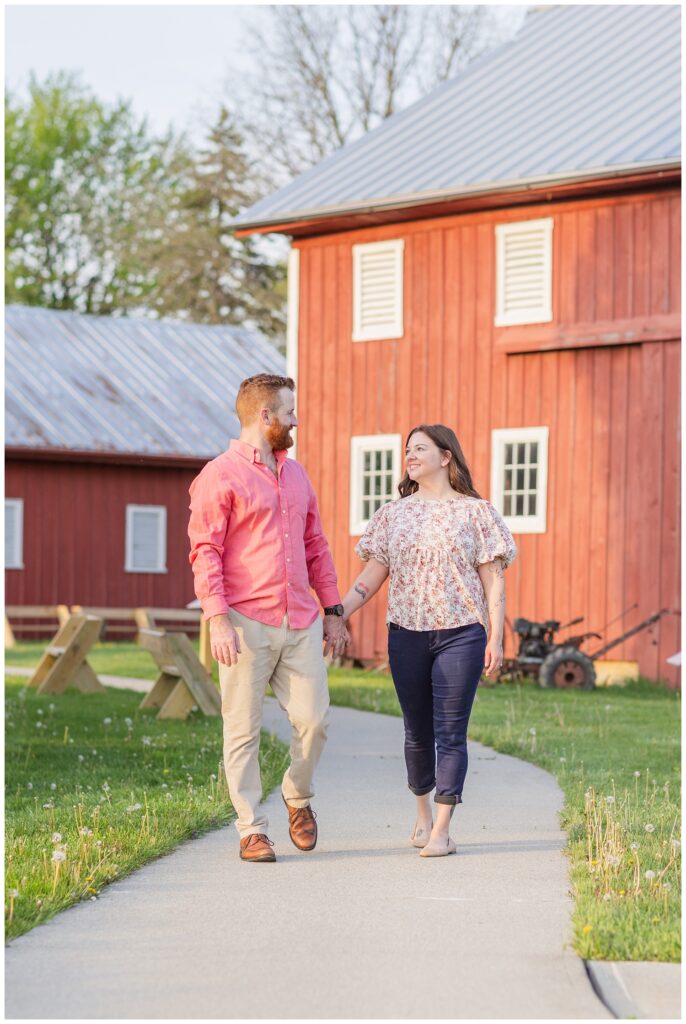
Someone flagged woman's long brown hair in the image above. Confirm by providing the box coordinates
[398,424,481,499]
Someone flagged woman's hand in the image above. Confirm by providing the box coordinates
[483,636,503,677]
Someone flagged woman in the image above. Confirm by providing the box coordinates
[341,424,516,857]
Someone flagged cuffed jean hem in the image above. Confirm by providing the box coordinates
[434,793,462,805]
[408,783,435,796]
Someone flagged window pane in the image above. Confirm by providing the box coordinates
[529,442,538,464]
[503,494,512,516]
[363,499,371,520]
[385,450,393,471]
[373,476,382,495]
[516,468,525,490]
[363,475,371,496]
[516,494,525,516]
[504,444,513,465]
[363,452,371,472]
[528,467,537,491]
[383,473,393,495]
[375,451,382,471]
[528,493,537,516]
[517,443,526,465]
[504,469,512,490]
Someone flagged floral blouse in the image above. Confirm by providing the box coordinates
[355,495,517,632]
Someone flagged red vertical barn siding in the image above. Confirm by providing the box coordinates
[5,459,201,609]
[294,187,681,685]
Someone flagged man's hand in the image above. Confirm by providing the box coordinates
[209,613,242,667]
[483,637,503,677]
[323,615,350,659]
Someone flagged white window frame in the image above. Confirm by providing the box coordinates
[491,427,548,534]
[495,218,553,327]
[352,239,404,342]
[349,434,402,536]
[125,504,167,573]
[5,499,24,570]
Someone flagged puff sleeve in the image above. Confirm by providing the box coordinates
[355,504,390,567]
[472,500,517,569]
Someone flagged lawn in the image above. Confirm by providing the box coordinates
[4,672,289,941]
[5,642,681,961]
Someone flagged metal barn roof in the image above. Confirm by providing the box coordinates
[235,4,681,231]
[6,305,287,458]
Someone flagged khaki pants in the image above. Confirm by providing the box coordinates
[218,608,330,838]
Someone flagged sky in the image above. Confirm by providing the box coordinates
[6,3,529,141]
[5,4,266,139]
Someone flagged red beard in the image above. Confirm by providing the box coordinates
[266,421,294,451]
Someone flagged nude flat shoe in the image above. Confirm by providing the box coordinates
[410,821,433,848]
[419,836,457,857]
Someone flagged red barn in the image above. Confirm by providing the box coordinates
[5,306,286,615]
[235,5,681,686]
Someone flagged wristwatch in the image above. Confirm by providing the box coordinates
[324,604,345,617]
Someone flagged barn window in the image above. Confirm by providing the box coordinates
[352,240,404,342]
[125,505,167,573]
[491,428,548,534]
[495,219,553,326]
[5,499,24,570]
[350,434,402,536]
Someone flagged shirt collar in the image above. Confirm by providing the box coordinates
[229,438,288,466]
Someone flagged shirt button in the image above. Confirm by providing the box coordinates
[287,557,291,562]
[285,533,289,538]
[282,509,286,514]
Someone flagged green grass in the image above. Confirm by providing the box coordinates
[6,643,681,961]
[4,674,289,941]
[326,666,681,963]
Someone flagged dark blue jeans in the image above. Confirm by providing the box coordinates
[387,621,487,805]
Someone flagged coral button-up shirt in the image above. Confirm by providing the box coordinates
[188,439,341,629]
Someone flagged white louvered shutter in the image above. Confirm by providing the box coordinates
[495,219,553,326]
[125,506,167,572]
[352,240,404,341]
[5,499,23,569]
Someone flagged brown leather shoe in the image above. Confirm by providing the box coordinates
[283,794,318,851]
[239,833,276,862]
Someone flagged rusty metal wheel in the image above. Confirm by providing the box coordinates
[539,646,596,690]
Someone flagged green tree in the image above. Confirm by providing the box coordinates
[150,107,286,340]
[5,72,189,315]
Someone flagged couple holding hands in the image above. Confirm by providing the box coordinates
[188,374,516,862]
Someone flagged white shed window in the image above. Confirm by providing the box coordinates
[491,428,548,534]
[495,218,553,326]
[125,505,167,573]
[352,240,404,341]
[5,499,24,570]
[350,434,402,536]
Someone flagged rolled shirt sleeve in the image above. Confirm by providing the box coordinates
[472,500,517,569]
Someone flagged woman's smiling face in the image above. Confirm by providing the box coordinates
[405,431,450,481]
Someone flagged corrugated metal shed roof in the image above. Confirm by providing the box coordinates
[235,4,681,230]
[6,305,287,458]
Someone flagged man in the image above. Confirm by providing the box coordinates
[188,374,349,862]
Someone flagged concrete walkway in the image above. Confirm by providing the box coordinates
[6,689,614,1020]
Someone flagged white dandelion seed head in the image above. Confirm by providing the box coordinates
[51,832,62,843]
[559,757,567,763]
[51,850,66,863]
[35,722,43,729]
[36,709,43,716]
[78,754,85,762]
[95,840,103,847]
[161,783,168,789]
[604,705,611,711]
[605,796,615,804]
[529,728,536,735]
[644,869,656,880]
[165,792,172,800]
[630,842,640,851]
[124,718,133,727]
[27,782,33,790]
[663,882,672,891]
[602,893,612,901]
[645,823,656,833]
[607,855,620,866]
[50,783,57,790]
[634,771,641,777]
[91,750,97,756]
[79,827,92,837]
[42,802,53,810]
[671,839,681,849]
[142,736,152,746]
[126,803,143,813]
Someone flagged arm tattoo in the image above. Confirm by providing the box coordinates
[354,582,370,601]
[489,593,506,613]
[485,560,505,579]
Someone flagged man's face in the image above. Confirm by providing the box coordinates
[265,387,298,450]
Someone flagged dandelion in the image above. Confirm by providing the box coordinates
[604,705,611,711]
[95,840,103,848]
[78,755,85,763]
[602,893,612,901]
[559,757,567,763]
[645,823,655,833]
[36,709,43,716]
[51,850,66,863]
[102,782,110,792]
[126,803,143,813]
[91,750,97,756]
[42,802,53,810]
[103,718,112,726]
[663,883,672,892]
[35,722,43,729]
[51,832,62,844]
[607,855,620,866]
[142,736,152,746]
[634,771,641,778]
[49,703,56,711]
[529,728,536,736]
[161,783,168,789]
[605,796,615,805]
[630,842,640,851]
[50,783,57,791]
[27,782,33,790]
[582,925,593,934]
[644,870,656,880]
[165,792,172,801]
[124,718,133,728]
[79,827,92,837]
[671,839,681,850]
